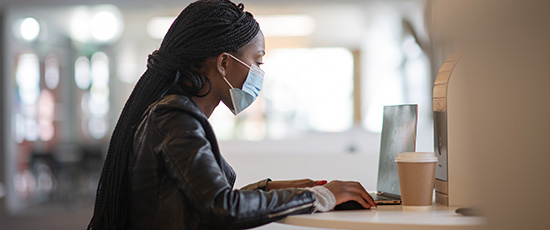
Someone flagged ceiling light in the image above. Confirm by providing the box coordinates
[255,15,316,37]
[91,9,121,42]
[20,17,40,41]
[69,5,123,44]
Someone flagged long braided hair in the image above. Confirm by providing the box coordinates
[87,1,259,229]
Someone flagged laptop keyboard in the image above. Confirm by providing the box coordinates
[372,195,392,201]
[370,193,395,201]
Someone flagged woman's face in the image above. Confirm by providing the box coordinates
[226,31,265,89]
[219,30,265,109]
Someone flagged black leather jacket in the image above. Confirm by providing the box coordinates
[127,94,316,229]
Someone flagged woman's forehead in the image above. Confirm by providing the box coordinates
[241,32,265,56]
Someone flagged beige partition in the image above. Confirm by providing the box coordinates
[433,53,481,207]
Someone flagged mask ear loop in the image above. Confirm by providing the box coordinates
[227,53,251,69]
[227,53,265,77]
[221,75,235,89]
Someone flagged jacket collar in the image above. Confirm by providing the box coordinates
[155,94,208,122]
[152,93,237,187]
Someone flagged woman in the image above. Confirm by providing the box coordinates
[88,0,375,229]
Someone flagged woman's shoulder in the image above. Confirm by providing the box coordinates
[132,94,209,157]
[155,94,201,113]
[147,94,202,117]
[144,94,207,133]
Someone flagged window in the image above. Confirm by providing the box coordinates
[210,48,354,141]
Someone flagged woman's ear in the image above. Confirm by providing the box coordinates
[216,53,230,77]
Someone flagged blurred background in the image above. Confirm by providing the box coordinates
[0,0,548,229]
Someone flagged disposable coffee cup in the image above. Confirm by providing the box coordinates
[395,152,437,210]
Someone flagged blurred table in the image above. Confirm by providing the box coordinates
[278,204,485,230]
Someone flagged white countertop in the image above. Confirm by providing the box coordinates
[278,204,486,230]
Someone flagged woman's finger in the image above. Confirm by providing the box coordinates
[351,194,371,209]
[361,192,376,207]
[347,182,377,207]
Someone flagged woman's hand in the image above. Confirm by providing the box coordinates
[323,180,376,209]
[267,179,327,190]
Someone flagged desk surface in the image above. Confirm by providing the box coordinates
[278,204,485,230]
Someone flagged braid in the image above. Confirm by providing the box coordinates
[87,1,259,229]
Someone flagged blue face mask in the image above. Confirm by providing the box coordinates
[222,53,265,115]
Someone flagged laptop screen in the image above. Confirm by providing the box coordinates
[377,104,418,196]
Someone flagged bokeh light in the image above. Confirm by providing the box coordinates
[20,17,40,41]
[45,54,60,89]
[74,56,91,89]
[70,5,123,43]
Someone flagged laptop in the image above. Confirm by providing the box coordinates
[371,104,418,205]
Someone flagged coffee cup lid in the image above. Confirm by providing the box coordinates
[395,152,437,163]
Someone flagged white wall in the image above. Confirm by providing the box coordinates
[220,126,379,189]
[224,152,379,192]
[220,124,434,191]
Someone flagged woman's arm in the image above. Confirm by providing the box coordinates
[241,178,325,191]
[153,110,316,229]
[266,179,327,190]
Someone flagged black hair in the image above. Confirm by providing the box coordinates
[87,1,259,229]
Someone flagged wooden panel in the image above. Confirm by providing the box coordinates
[433,54,460,114]
[435,179,449,194]
[433,98,447,112]
[434,71,452,85]
[433,84,448,98]
[439,61,456,73]
[352,49,362,123]
[433,54,459,207]
[435,192,449,206]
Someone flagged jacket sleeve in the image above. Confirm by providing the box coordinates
[240,178,272,191]
[152,110,316,229]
